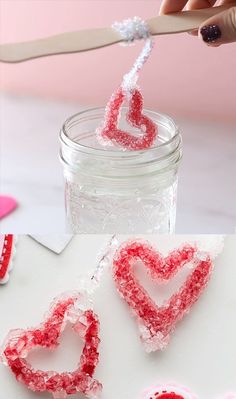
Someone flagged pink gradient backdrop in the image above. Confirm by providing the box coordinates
[0,0,236,122]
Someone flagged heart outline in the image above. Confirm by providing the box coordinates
[2,292,102,398]
[113,240,213,352]
[99,86,157,150]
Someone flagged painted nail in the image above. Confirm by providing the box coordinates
[200,25,222,43]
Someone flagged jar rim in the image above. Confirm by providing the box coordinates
[60,106,180,159]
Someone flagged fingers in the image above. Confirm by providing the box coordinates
[159,0,188,15]
[186,0,217,35]
[159,0,236,46]
[199,6,236,45]
[186,0,217,10]
[219,0,236,4]
[159,0,216,14]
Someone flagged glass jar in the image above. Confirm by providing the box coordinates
[59,107,182,233]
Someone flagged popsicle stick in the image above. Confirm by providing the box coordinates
[0,28,121,63]
[0,3,235,63]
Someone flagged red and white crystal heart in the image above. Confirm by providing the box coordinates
[97,19,157,151]
[113,240,213,352]
[1,292,102,399]
[0,234,15,284]
[97,86,157,150]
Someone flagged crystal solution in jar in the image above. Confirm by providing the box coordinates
[59,107,182,233]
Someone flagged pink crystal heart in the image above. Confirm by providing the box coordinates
[1,292,102,399]
[98,86,157,150]
[113,240,213,352]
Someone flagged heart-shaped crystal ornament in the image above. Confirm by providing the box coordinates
[113,240,213,352]
[1,291,102,399]
[97,86,157,150]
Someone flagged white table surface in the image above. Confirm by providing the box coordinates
[0,235,235,399]
[0,93,235,233]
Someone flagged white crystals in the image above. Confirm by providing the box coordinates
[76,274,98,297]
[112,16,150,43]
[112,16,154,92]
[194,235,225,260]
[52,391,67,399]
[72,293,93,314]
[139,322,170,353]
[122,38,153,92]
[87,383,103,399]
[91,234,119,284]
[194,250,209,262]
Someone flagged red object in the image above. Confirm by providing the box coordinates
[2,293,102,398]
[99,86,157,150]
[113,240,213,352]
[143,383,236,399]
[0,234,14,280]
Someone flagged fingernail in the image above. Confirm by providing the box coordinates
[200,25,222,43]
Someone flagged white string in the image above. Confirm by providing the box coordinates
[112,16,154,92]
[112,16,150,43]
[75,235,119,297]
[122,38,153,92]
[91,234,118,284]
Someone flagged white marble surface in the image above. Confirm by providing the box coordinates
[0,235,235,399]
[0,93,235,233]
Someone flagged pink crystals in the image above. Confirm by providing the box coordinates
[98,86,157,150]
[1,292,102,398]
[113,240,213,352]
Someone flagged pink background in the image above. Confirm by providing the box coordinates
[0,0,236,122]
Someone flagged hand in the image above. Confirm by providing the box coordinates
[159,0,236,46]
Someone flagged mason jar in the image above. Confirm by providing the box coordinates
[59,107,182,233]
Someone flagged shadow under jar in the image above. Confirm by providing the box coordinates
[59,107,182,233]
